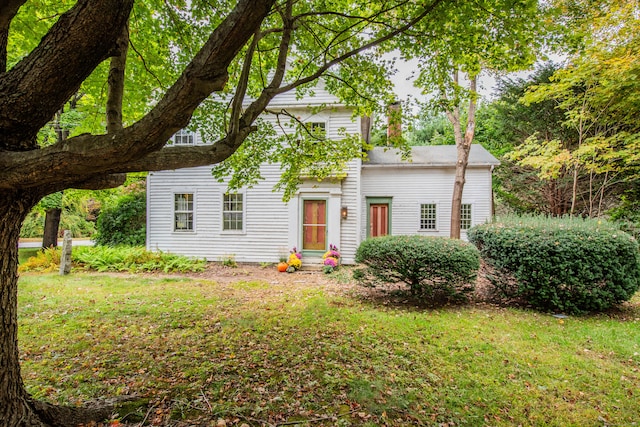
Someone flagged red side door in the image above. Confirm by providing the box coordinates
[369,203,389,237]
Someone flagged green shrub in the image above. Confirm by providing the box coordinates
[60,210,96,237]
[20,212,44,238]
[19,246,205,273]
[19,247,61,273]
[20,206,96,238]
[73,246,205,273]
[468,215,640,314]
[95,191,146,246]
[354,235,480,303]
[608,195,640,241]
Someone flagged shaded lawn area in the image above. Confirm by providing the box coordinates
[19,247,41,264]
[17,272,640,426]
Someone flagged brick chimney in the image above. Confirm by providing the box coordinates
[387,101,402,143]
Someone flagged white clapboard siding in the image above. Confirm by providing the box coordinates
[359,166,494,241]
[266,80,342,108]
[149,84,500,264]
[338,158,361,264]
[147,163,291,262]
[147,84,362,264]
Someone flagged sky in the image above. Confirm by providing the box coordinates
[391,57,503,104]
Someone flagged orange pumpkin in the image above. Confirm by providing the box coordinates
[277,262,289,272]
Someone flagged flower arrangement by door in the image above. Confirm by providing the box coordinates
[277,247,302,273]
[322,244,341,274]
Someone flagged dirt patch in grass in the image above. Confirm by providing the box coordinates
[186,261,496,304]
[186,263,360,296]
[185,262,640,316]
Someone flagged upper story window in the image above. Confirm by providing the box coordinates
[420,203,437,230]
[305,122,326,139]
[170,129,195,145]
[222,193,244,231]
[460,203,472,230]
[174,193,194,231]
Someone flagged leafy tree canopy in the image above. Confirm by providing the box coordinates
[0,1,558,422]
[509,0,640,216]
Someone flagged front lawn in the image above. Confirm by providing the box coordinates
[17,272,640,426]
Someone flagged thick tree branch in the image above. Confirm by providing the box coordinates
[464,75,478,146]
[74,0,442,179]
[0,0,134,150]
[108,135,254,174]
[232,0,445,140]
[71,173,127,190]
[0,0,443,192]
[234,0,293,132]
[110,1,446,175]
[0,0,26,73]
[111,0,277,163]
[229,31,259,136]
[106,23,129,133]
[273,0,445,97]
[0,0,276,191]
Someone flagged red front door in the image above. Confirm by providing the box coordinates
[369,203,389,237]
[303,200,326,251]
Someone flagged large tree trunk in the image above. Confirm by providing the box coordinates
[1,192,112,426]
[0,191,43,425]
[42,208,61,249]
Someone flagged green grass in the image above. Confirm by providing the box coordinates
[19,248,40,264]
[17,272,640,426]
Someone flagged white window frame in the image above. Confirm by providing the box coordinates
[419,203,438,231]
[174,192,195,232]
[170,129,195,145]
[305,121,327,139]
[460,203,473,230]
[222,192,245,233]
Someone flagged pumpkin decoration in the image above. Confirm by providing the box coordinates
[277,262,289,272]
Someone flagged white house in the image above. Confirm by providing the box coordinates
[146,89,499,265]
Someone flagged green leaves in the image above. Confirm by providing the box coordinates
[511,4,640,216]
[468,215,640,314]
[401,0,546,107]
[354,235,480,303]
[94,190,146,247]
[506,135,573,180]
[211,113,367,202]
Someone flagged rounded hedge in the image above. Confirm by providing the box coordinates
[354,235,480,303]
[95,191,146,246]
[468,216,640,314]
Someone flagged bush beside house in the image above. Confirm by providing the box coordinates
[95,190,146,246]
[354,235,480,303]
[468,216,640,314]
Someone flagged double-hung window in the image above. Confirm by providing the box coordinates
[223,193,243,231]
[174,193,194,231]
[420,203,437,230]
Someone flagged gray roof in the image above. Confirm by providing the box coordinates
[364,144,500,167]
